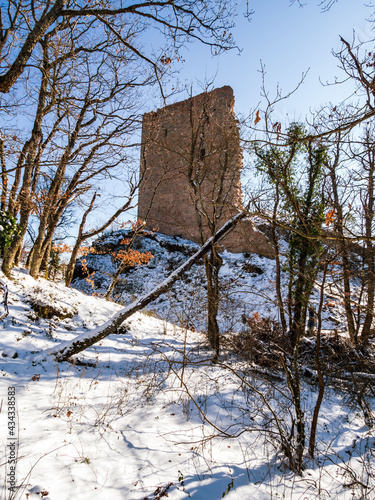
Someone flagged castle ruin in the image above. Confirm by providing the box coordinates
[138,86,273,258]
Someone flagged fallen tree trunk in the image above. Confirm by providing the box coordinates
[35,211,247,362]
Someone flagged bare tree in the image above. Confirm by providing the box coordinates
[251,123,329,472]
[27,57,141,278]
[0,0,236,93]
[64,187,139,287]
[331,127,375,345]
[326,136,358,343]
[356,130,375,344]
[0,0,238,278]
[1,34,52,276]
[1,20,143,277]
[184,89,243,359]
[137,86,255,359]
[35,211,246,361]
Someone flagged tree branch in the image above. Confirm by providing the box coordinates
[34,210,247,362]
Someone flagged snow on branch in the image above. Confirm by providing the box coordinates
[34,210,247,362]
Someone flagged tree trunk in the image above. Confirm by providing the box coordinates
[14,244,23,267]
[65,239,83,288]
[329,158,356,344]
[65,193,97,286]
[2,161,38,276]
[41,239,53,278]
[204,247,222,359]
[0,0,68,93]
[361,146,375,344]
[1,40,49,276]
[361,243,375,344]
[0,139,7,211]
[2,234,23,276]
[2,161,36,276]
[65,192,136,288]
[105,259,127,300]
[308,263,327,458]
[290,246,315,348]
[35,211,246,362]
[271,185,287,333]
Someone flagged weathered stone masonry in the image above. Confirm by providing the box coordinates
[138,86,273,258]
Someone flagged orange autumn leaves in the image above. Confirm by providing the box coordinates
[113,241,153,268]
[325,209,336,226]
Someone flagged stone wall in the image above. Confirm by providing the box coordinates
[138,86,273,258]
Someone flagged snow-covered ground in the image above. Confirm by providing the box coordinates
[71,230,346,334]
[0,258,374,499]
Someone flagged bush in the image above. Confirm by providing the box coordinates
[0,210,20,250]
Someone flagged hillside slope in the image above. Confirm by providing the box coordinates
[0,256,374,498]
[71,229,346,334]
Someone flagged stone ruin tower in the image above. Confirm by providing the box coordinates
[138,86,273,257]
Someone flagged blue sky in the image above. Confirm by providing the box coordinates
[91,0,375,227]
[159,0,373,122]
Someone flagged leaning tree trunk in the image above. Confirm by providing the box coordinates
[35,211,247,362]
